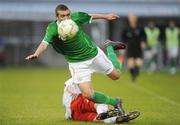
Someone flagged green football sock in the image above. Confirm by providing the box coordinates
[92,91,118,106]
[106,45,121,70]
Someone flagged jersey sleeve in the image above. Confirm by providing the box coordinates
[71,12,92,26]
[43,22,58,44]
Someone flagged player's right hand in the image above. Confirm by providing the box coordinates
[25,54,38,60]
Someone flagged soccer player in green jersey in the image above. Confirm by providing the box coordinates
[144,21,160,72]
[165,21,180,74]
[26,4,124,115]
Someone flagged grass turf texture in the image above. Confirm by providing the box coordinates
[0,68,180,125]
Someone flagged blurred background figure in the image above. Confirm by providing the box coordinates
[165,21,180,74]
[122,14,146,82]
[0,37,6,67]
[144,21,160,73]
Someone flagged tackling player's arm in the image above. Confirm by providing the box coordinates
[90,13,119,21]
[25,42,47,60]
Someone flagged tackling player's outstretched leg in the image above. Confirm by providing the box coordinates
[63,78,140,123]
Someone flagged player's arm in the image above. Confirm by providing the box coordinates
[25,42,47,60]
[90,13,119,21]
[71,12,119,26]
[25,22,56,60]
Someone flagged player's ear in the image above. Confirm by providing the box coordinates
[56,16,61,22]
[55,12,60,20]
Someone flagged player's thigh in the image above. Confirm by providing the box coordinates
[167,48,173,59]
[152,47,158,57]
[91,48,120,80]
[169,48,178,58]
[80,95,96,112]
[91,50,114,75]
[71,94,96,113]
[135,58,144,67]
[145,48,156,59]
[69,61,92,84]
[77,82,94,99]
[71,95,97,121]
[127,58,136,68]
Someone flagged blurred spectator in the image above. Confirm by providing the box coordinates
[165,21,180,74]
[122,14,146,82]
[0,37,6,67]
[144,21,160,72]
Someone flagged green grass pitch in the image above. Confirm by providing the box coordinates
[0,68,180,125]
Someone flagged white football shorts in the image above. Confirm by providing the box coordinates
[167,47,178,58]
[68,48,114,84]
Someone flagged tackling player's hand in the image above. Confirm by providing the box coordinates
[106,14,120,20]
[25,54,38,60]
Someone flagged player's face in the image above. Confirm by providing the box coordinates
[56,9,71,22]
[128,14,138,28]
[169,21,175,28]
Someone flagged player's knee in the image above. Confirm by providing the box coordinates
[111,75,120,80]
[111,71,120,80]
[108,72,120,80]
[108,69,120,80]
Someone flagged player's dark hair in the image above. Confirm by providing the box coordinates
[55,4,69,16]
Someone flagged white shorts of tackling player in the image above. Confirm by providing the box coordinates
[167,47,178,58]
[68,47,114,84]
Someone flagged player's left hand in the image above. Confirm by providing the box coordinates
[106,14,120,20]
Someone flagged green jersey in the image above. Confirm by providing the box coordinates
[144,27,160,48]
[165,27,180,48]
[43,12,98,62]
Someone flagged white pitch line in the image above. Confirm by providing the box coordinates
[128,83,180,107]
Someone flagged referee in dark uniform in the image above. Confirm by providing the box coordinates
[122,14,146,82]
